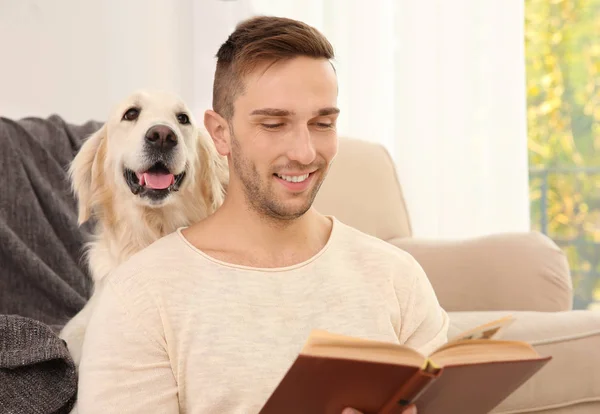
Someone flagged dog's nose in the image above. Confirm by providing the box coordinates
[145,125,177,150]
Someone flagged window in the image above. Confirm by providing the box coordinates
[526,0,600,310]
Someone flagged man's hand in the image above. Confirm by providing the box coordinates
[342,404,417,414]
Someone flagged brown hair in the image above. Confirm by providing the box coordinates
[213,16,335,119]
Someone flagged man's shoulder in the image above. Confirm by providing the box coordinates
[104,229,195,290]
[332,217,417,266]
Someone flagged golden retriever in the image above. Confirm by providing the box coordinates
[59,90,227,366]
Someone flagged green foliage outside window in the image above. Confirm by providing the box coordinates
[526,0,600,309]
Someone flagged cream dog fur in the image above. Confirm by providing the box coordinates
[59,90,227,366]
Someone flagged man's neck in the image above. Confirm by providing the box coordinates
[184,193,333,268]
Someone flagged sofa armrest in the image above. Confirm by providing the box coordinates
[388,232,573,312]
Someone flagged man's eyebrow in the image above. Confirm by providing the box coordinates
[249,107,341,117]
[316,107,340,116]
[250,108,295,116]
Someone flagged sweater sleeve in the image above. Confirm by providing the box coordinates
[396,256,450,356]
[77,279,179,413]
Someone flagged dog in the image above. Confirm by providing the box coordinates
[59,90,228,366]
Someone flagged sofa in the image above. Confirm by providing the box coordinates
[1,115,599,413]
[314,137,600,413]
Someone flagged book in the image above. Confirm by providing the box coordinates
[258,316,551,414]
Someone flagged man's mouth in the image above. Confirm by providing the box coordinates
[274,172,311,183]
[124,162,186,200]
[273,171,316,192]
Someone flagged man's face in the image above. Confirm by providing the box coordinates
[227,56,339,221]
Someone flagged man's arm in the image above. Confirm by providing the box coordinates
[396,256,449,356]
[77,280,179,413]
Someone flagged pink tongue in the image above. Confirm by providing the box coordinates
[137,172,174,189]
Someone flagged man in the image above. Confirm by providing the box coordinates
[77,16,448,414]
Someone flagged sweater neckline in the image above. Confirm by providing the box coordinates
[175,215,338,272]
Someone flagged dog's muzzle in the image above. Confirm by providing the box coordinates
[122,125,187,202]
[123,163,186,201]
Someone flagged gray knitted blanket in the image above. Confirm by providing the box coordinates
[0,115,102,413]
[0,315,77,413]
[0,115,101,328]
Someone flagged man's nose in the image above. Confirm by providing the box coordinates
[286,126,316,165]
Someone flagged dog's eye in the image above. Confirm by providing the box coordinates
[176,113,190,125]
[122,107,140,121]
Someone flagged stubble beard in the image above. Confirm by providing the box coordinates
[230,132,326,222]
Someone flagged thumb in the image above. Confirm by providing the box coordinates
[403,404,417,414]
[341,409,362,414]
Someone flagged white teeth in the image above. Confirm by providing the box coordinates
[277,173,310,183]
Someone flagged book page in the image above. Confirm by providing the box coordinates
[429,315,517,357]
[428,315,545,365]
[430,339,542,366]
[447,315,515,342]
[301,329,427,368]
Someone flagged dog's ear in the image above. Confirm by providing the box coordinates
[69,124,107,224]
[195,128,229,213]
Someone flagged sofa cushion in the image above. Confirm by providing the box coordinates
[448,310,600,413]
[390,232,573,312]
[314,137,412,240]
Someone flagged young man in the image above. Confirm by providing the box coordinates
[77,16,448,414]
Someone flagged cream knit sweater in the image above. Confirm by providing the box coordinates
[78,217,449,414]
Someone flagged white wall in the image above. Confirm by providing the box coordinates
[0,0,197,123]
[191,0,255,115]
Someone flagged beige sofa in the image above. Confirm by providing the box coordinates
[313,137,600,414]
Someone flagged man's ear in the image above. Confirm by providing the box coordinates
[69,124,107,224]
[204,109,231,157]
[194,128,229,213]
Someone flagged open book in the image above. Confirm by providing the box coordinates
[258,316,551,414]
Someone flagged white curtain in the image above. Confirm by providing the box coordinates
[231,0,532,239]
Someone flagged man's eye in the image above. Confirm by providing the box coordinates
[315,122,334,129]
[262,123,284,129]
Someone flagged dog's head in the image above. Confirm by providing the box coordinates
[71,89,226,224]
